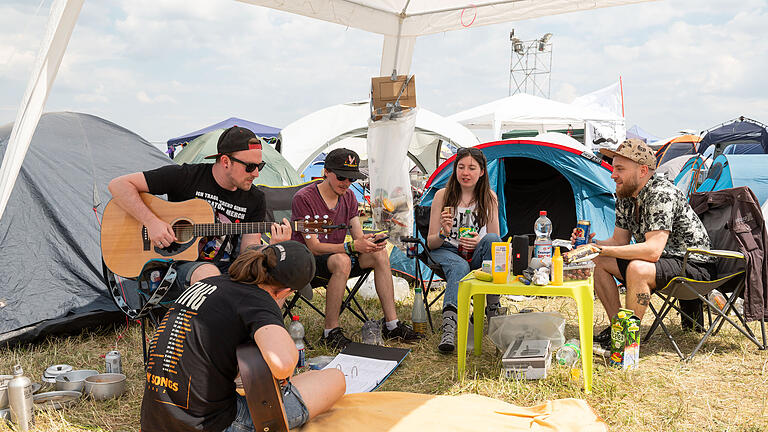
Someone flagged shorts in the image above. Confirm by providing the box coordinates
[313,253,367,283]
[616,257,715,291]
[174,261,221,287]
[224,381,310,431]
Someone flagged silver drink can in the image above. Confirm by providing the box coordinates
[105,350,122,374]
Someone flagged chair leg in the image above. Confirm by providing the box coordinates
[339,272,370,323]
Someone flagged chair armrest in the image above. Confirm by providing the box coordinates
[684,247,744,260]
[400,236,442,268]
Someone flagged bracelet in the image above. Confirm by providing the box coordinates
[347,240,356,254]
[438,231,447,240]
[343,242,351,255]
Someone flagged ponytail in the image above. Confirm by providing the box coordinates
[228,246,282,287]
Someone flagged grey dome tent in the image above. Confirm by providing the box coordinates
[0,112,172,345]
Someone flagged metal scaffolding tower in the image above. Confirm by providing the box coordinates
[508,31,553,98]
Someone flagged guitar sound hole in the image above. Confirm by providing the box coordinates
[173,220,194,243]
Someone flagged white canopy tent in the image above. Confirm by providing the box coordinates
[448,92,624,149]
[279,101,479,174]
[1,0,654,221]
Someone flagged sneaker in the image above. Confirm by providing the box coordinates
[594,326,611,344]
[438,311,457,354]
[485,303,506,319]
[321,327,352,350]
[382,321,423,342]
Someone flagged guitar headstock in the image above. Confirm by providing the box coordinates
[297,215,349,239]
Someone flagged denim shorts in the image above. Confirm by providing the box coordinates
[224,381,310,431]
[174,261,212,287]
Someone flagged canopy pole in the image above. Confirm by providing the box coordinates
[0,0,84,222]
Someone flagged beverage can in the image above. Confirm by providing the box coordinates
[406,243,417,259]
[574,220,591,247]
[149,270,162,292]
[105,350,122,374]
[443,206,455,216]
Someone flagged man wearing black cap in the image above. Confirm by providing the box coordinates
[572,138,715,347]
[141,240,345,432]
[291,148,421,349]
[109,126,293,287]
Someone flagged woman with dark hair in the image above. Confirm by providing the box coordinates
[426,147,502,354]
[141,241,345,432]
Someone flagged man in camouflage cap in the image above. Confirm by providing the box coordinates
[572,138,715,347]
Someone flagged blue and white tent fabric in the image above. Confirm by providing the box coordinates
[420,135,616,242]
[696,154,768,205]
[167,117,280,150]
[699,117,768,159]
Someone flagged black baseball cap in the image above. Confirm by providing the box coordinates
[264,241,315,298]
[324,148,366,180]
[205,126,262,159]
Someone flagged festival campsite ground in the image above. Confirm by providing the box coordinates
[1,292,767,432]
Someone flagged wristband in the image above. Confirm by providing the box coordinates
[438,231,447,240]
[348,240,356,254]
[343,242,351,255]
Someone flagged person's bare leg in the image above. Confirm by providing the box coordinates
[592,255,623,319]
[291,369,345,419]
[190,263,220,285]
[324,254,351,330]
[358,249,397,321]
[624,260,657,319]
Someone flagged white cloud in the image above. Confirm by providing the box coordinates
[136,90,177,104]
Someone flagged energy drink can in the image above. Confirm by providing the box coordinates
[574,220,591,247]
[149,270,162,292]
[406,243,417,259]
[105,350,122,374]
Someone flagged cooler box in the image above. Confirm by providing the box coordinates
[502,339,551,380]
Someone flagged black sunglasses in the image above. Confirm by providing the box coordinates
[227,155,266,173]
[329,170,357,183]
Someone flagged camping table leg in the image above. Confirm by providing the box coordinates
[473,293,485,356]
[457,280,471,380]
[573,282,594,394]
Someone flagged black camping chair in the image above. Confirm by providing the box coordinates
[259,179,372,324]
[400,205,446,333]
[643,187,767,361]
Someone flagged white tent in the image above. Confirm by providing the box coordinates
[279,101,478,173]
[1,0,654,221]
[448,93,624,147]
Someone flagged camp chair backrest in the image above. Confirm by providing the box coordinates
[257,179,321,222]
[694,199,745,280]
[415,206,431,239]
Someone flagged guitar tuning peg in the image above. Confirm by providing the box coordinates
[314,215,320,220]
[323,215,329,219]
[324,234,328,239]
[304,215,310,220]
[305,234,311,239]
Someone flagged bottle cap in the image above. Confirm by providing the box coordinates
[292,315,300,321]
[13,364,23,376]
[539,210,547,216]
[554,247,561,257]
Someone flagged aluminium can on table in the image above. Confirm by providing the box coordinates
[574,220,591,247]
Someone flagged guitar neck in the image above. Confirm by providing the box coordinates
[192,222,287,237]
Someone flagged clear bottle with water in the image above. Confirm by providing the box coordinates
[411,285,427,336]
[288,315,305,370]
[555,339,581,367]
[533,210,553,259]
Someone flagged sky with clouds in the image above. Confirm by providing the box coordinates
[1,0,766,144]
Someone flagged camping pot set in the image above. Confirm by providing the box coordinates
[42,364,73,384]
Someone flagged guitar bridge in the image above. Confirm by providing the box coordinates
[142,226,151,251]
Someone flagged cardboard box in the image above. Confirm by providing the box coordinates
[501,339,551,380]
[371,75,416,120]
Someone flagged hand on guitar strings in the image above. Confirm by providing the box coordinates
[147,217,177,248]
[270,218,293,243]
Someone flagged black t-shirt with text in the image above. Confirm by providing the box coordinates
[143,163,266,267]
[140,275,285,432]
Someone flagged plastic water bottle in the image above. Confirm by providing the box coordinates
[411,285,428,336]
[555,339,581,367]
[288,316,305,370]
[8,364,33,431]
[534,211,553,259]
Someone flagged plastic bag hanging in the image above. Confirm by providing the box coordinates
[367,108,417,251]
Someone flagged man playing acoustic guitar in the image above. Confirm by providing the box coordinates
[108,126,292,287]
[140,241,346,432]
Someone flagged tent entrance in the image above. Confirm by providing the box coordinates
[502,157,576,241]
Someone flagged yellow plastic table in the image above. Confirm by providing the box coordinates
[456,275,594,393]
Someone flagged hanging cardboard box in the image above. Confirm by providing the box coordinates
[371,75,416,120]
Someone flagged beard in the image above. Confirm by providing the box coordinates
[616,176,640,198]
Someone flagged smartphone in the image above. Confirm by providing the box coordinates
[373,235,390,244]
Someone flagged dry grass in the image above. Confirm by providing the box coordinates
[2,289,767,431]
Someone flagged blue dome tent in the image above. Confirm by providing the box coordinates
[166,117,280,155]
[421,136,616,242]
[695,154,768,205]
[698,117,768,159]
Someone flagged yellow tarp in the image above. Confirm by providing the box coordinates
[299,392,608,431]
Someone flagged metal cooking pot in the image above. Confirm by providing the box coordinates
[55,370,99,392]
[83,373,126,400]
[0,375,12,410]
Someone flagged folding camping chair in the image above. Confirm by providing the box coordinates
[256,180,372,324]
[401,205,446,333]
[643,187,767,360]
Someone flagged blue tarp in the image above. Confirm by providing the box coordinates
[167,117,280,149]
[420,139,616,242]
[696,154,768,205]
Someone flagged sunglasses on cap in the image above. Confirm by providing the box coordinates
[227,155,266,173]
[457,147,483,157]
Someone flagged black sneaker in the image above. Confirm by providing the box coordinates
[594,326,611,344]
[321,327,352,350]
[382,321,423,342]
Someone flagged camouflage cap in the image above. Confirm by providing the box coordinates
[599,138,656,168]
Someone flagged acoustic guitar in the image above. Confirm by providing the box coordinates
[101,193,345,278]
[236,342,289,432]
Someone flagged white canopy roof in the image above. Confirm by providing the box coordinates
[279,101,479,173]
[449,93,623,137]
